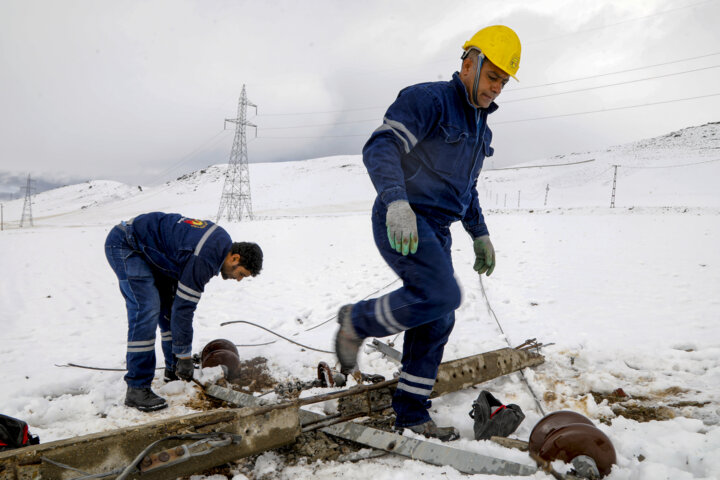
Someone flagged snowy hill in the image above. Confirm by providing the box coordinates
[1,123,719,479]
[481,121,720,209]
[2,123,718,231]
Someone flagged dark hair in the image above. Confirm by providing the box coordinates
[231,242,263,276]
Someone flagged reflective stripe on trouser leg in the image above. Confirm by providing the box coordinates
[351,197,461,339]
[393,311,455,427]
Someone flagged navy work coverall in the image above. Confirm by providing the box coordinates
[351,72,496,428]
[104,212,232,388]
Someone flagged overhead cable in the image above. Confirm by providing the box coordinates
[503,65,720,104]
[619,157,720,169]
[255,54,720,117]
[493,92,720,125]
[511,52,720,91]
[486,159,595,171]
[527,0,718,45]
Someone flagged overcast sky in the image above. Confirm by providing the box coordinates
[1,0,719,186]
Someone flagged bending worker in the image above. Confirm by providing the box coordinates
[335,26,521,441]
[105,212,263,412]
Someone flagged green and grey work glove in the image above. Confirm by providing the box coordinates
[473,235,496,276]
[386,200,418,255]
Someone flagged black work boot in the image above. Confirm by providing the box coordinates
[164,368,179,383]
[125,387,168,412]
[334,304,363,374]
[406,419,460,442]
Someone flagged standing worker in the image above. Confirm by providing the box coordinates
[335,26,521,440]
[105,212,263,412]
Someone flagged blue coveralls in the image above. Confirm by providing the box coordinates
[351,72,497,428]
[104,212,232,388]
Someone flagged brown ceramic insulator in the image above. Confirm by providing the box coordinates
[537,423,617,477]
[529,410,595,455]
[201,339,239,363]
[317,362,334,387]
[201,349,243,383]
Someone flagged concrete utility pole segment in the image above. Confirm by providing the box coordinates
[217,85,257,223]
[610,165,619,208]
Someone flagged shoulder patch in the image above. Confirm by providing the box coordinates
[180,218,208,229]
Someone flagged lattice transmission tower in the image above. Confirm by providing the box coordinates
[216,85,257,222]
[20,174,35,228]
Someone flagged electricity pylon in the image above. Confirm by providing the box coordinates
[216,85,257,222]
[20,174,34,228]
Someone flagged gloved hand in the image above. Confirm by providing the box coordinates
[175,357,195,382]
[473,235,495,276]
[386,200,418,255]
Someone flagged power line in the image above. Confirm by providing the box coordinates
[511,52,720,91]
[261,118,379,130]
[256,92,720,140]
[257,133,369,139]
[486,159,595,171]
[493,92,720,125]
[503,65,720,104]
[528,0,718,45]
[258,105,385,117]
[255,65,720,132]
[253,53,720,117]
[247,1,716,95]
[620,157,720,169]
[144,129,230,185]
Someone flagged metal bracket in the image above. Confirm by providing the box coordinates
[367,339,402,363]
[139,435,239,473]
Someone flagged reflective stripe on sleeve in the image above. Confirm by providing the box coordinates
[194,224,219,256]
[372,117,419,154]
[176,290,200,304]
[384,118,418,148]
[178,282,201,301]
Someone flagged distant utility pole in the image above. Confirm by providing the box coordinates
[544,184,550,206]
[610,165,619,208]
[1,203,4,231]
[216,85,257,223]
[20,174,35,228]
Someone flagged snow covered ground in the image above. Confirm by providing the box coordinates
[1,122,719,479]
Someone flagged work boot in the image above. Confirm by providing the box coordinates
[334,304,363,374]
[406,420,460,442]
[125,387,168,412]
[164,368,179,383]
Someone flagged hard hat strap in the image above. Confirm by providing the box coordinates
[472,50,485,107]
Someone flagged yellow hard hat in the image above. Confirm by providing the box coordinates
[462,25,521,80]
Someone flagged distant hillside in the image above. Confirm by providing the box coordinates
[0,172,87,201]
[2,121,717,229]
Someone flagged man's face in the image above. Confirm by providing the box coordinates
[460,56,510,108]
[221,253,252,282]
